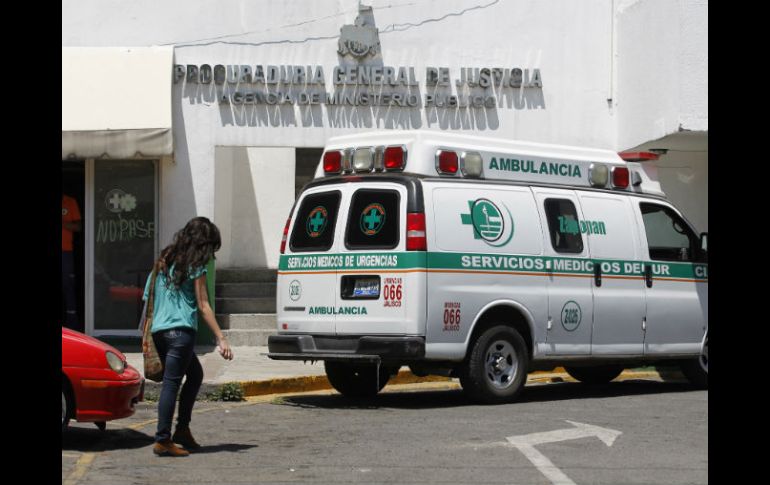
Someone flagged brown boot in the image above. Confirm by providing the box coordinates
[172,426,201,450]
[153,439,190,457]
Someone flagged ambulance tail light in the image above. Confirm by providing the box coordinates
[383,146,406,171]
[280,217,291,254]
[406,212,427,251]
[611,166,630,189]
[436,150,459,175]
[323,150,343,174]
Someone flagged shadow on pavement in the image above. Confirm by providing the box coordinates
[277,379,701,411]
[62,425,258,455]
[62,426,154,452]
[193,443,258,454]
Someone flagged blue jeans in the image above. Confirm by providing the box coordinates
[152,328,203,443]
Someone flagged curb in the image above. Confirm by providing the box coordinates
[142,367,675,401]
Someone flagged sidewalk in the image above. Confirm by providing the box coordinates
[122,346,672,400]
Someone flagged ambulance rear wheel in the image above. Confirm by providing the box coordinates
[564,365,624,384]
[460,325,528,404]
[324,362,390,398]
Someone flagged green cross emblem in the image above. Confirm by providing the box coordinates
[306,206,328,237]
[460,198,514,247]
[360,203,386,235]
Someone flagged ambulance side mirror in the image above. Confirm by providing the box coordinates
[699,232,708,260]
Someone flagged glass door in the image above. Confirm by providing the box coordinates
[88,160,157,336]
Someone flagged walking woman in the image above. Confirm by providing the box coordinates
[143,217,234,457]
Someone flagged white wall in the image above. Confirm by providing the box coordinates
[615,0,708,150]
[214,147,295,268]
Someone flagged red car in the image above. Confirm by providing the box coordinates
[62,327,144,431]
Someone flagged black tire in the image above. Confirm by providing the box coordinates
[62,385,72,432]
[95,421,107,432]
[680,337,708,389]
[324,362,390,398]
[565,365,624,384]
[459,325,528,404]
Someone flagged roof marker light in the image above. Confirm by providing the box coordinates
[589,163,608,187]
[461,152,484,178]
[436,150,459,175]
[611,166,630,189]
[383,146,406,171]
[353,147,374,172]
[323,151,342,174]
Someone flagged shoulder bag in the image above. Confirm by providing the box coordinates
[141,262,164,382]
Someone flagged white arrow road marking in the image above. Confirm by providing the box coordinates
[506,421,622,485]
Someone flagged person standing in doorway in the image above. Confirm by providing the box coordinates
[144,216,234,457]
[62,194,81,330]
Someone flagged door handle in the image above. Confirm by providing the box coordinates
[594,263,602,287]
[644,265,653,288]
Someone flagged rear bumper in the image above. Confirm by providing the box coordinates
[268,335,425,363]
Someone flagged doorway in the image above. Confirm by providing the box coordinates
[90,159,158,337]
[62,161,85,333]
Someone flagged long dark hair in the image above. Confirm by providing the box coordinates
[158,217,221,289]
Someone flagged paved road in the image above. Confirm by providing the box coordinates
[62,378,707,485]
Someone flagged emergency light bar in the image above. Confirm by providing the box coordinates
[323,146,406,174]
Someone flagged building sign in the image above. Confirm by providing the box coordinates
[175,64,542,109]
[174,4,544,127]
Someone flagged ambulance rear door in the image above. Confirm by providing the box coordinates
[277,187,343,335]
[334,181,426,336]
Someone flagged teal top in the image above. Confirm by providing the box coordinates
[143,265,207,333]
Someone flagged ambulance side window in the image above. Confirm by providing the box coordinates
[345,189,400,249]
[544,198,584,253]
[639,203,698,262]
[289,191,341,252]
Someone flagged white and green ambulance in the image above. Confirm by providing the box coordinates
[268,131,708,404]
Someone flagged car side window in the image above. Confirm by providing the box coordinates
[639,202,698,262]
[544,198,584,254]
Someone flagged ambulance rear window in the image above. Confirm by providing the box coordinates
[345,189,400,249]
[289,191,341,252]
[544,198,584,253]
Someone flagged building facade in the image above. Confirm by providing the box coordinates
[62,0,707,336]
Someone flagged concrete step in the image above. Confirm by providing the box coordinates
[216,297,276,314]
[216,282,276,298]
[216,268,277,284]
[222,329,277,346]
[217,313,277,331]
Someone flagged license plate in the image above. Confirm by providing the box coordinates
[353,278,380,297]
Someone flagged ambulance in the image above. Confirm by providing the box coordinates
[267,131,708,404]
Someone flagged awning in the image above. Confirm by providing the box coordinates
[62,46,174,160]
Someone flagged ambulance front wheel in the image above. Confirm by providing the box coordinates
[680,336,708,389]
[324,361,391,398]
[460,325,528,404]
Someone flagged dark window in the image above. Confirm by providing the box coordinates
[345,189,400,249]
[544,198,584,253]
[640,203,698,262]
[289,191,341,252]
